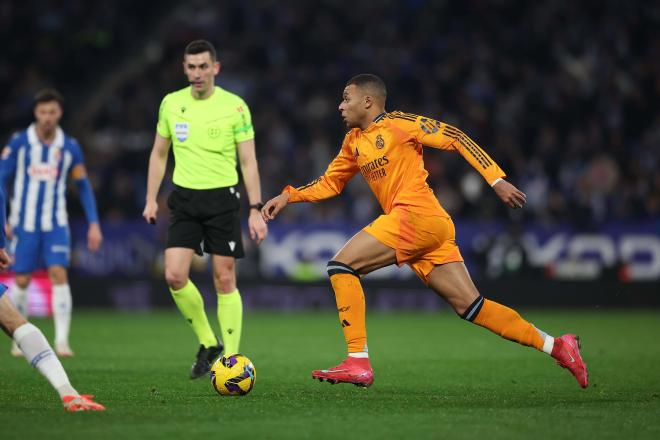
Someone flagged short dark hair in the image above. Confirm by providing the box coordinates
[34,88,64,108]
[184,39,217,61]
[346,74,387,101]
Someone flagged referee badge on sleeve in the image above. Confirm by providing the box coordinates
[175,122,189,142]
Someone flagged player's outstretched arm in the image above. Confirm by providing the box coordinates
[492,179,527,209]
[261,192,290,223]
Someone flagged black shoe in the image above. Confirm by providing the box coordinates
[190,341,224,379]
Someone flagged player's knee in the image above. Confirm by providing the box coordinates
[327,260,359,278]
[214,274,236,293]
[458,295,485,321]
[14,275,31,289]
[165,269,187,290]
[49,270,68,285]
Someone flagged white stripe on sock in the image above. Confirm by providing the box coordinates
[13,323,77,398]
[348,352,369,359]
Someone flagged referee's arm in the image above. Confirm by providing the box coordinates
[237,139,267,244]
[143,133,171,224]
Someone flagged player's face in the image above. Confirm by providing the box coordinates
[183,52,220,97]
[34,101,62,133]
[338,85,367,128]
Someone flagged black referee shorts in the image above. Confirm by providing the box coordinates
[166,185,245,258]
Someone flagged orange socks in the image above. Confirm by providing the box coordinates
[463,296,547,351]
[327,261,367,354]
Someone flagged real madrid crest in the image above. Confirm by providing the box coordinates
[375,134,385,149]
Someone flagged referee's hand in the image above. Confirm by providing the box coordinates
[142,200,158,225]
[248,211,268,245]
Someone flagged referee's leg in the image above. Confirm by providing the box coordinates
[212,255,242,355]
[165,247,218,352]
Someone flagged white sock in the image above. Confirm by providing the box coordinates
[13,323,78,399]
[52,284,72,346]
[348,352,369,359]
[11,286,29,317]
[542,335,555,355]
[534,325,555,355]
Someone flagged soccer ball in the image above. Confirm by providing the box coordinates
[210,354,256,396]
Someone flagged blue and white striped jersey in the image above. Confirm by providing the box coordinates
[0,123,85,232]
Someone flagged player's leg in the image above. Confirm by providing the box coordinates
[203,186,244,357]
[212,255,242,356]
[47,265,74,357]
[166,188,221,378]
[331,229,397,354]
[9,227,38,356]
[42,227,75,357]
[0,288,104,411]
[312,228,397,387]
[165,247,221,378]
[12,273,31,320]
[9,273,32,356]
[426,262,588,388]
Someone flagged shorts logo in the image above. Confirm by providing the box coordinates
[51,245,69,254]
[175,122,189,142]
[375,134,385,149]
[228,241,236,252]
[208,125,221,139]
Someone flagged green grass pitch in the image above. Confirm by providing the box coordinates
[1,309,659,439]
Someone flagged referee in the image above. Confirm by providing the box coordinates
[143,40,267,379]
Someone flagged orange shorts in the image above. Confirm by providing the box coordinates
[363,208,463,284]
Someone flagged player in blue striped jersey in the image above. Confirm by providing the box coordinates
[0,88,102,357]
[0,183,104,411]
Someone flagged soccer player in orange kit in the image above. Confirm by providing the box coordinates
[261,74,588,389]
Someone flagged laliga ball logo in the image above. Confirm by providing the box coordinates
[210,354,256,396]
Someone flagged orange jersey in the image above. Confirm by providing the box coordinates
[284,111,506,217]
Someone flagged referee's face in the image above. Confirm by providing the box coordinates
[183,52,220,98]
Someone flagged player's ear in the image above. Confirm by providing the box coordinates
[214,61,221,75]
[364,95,373,109]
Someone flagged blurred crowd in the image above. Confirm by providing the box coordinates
[1,0,658,228]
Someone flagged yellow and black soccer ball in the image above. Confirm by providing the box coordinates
[210,354,256,396]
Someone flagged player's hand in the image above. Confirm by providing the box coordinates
[493,179,527,209]
[142,200,158,225]
[261,193,290,223]
[248,210,268,245]
[0,248,12,270]
[4,223,12,242]
[87,223,103,252]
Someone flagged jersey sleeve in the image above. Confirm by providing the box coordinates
[233,99,255,143]
[0,133,22,186]
[283,134,359,203]
[0,185,6,247]
[392,112,506,185]
[156,96,171,139]
[69,139,85,168]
